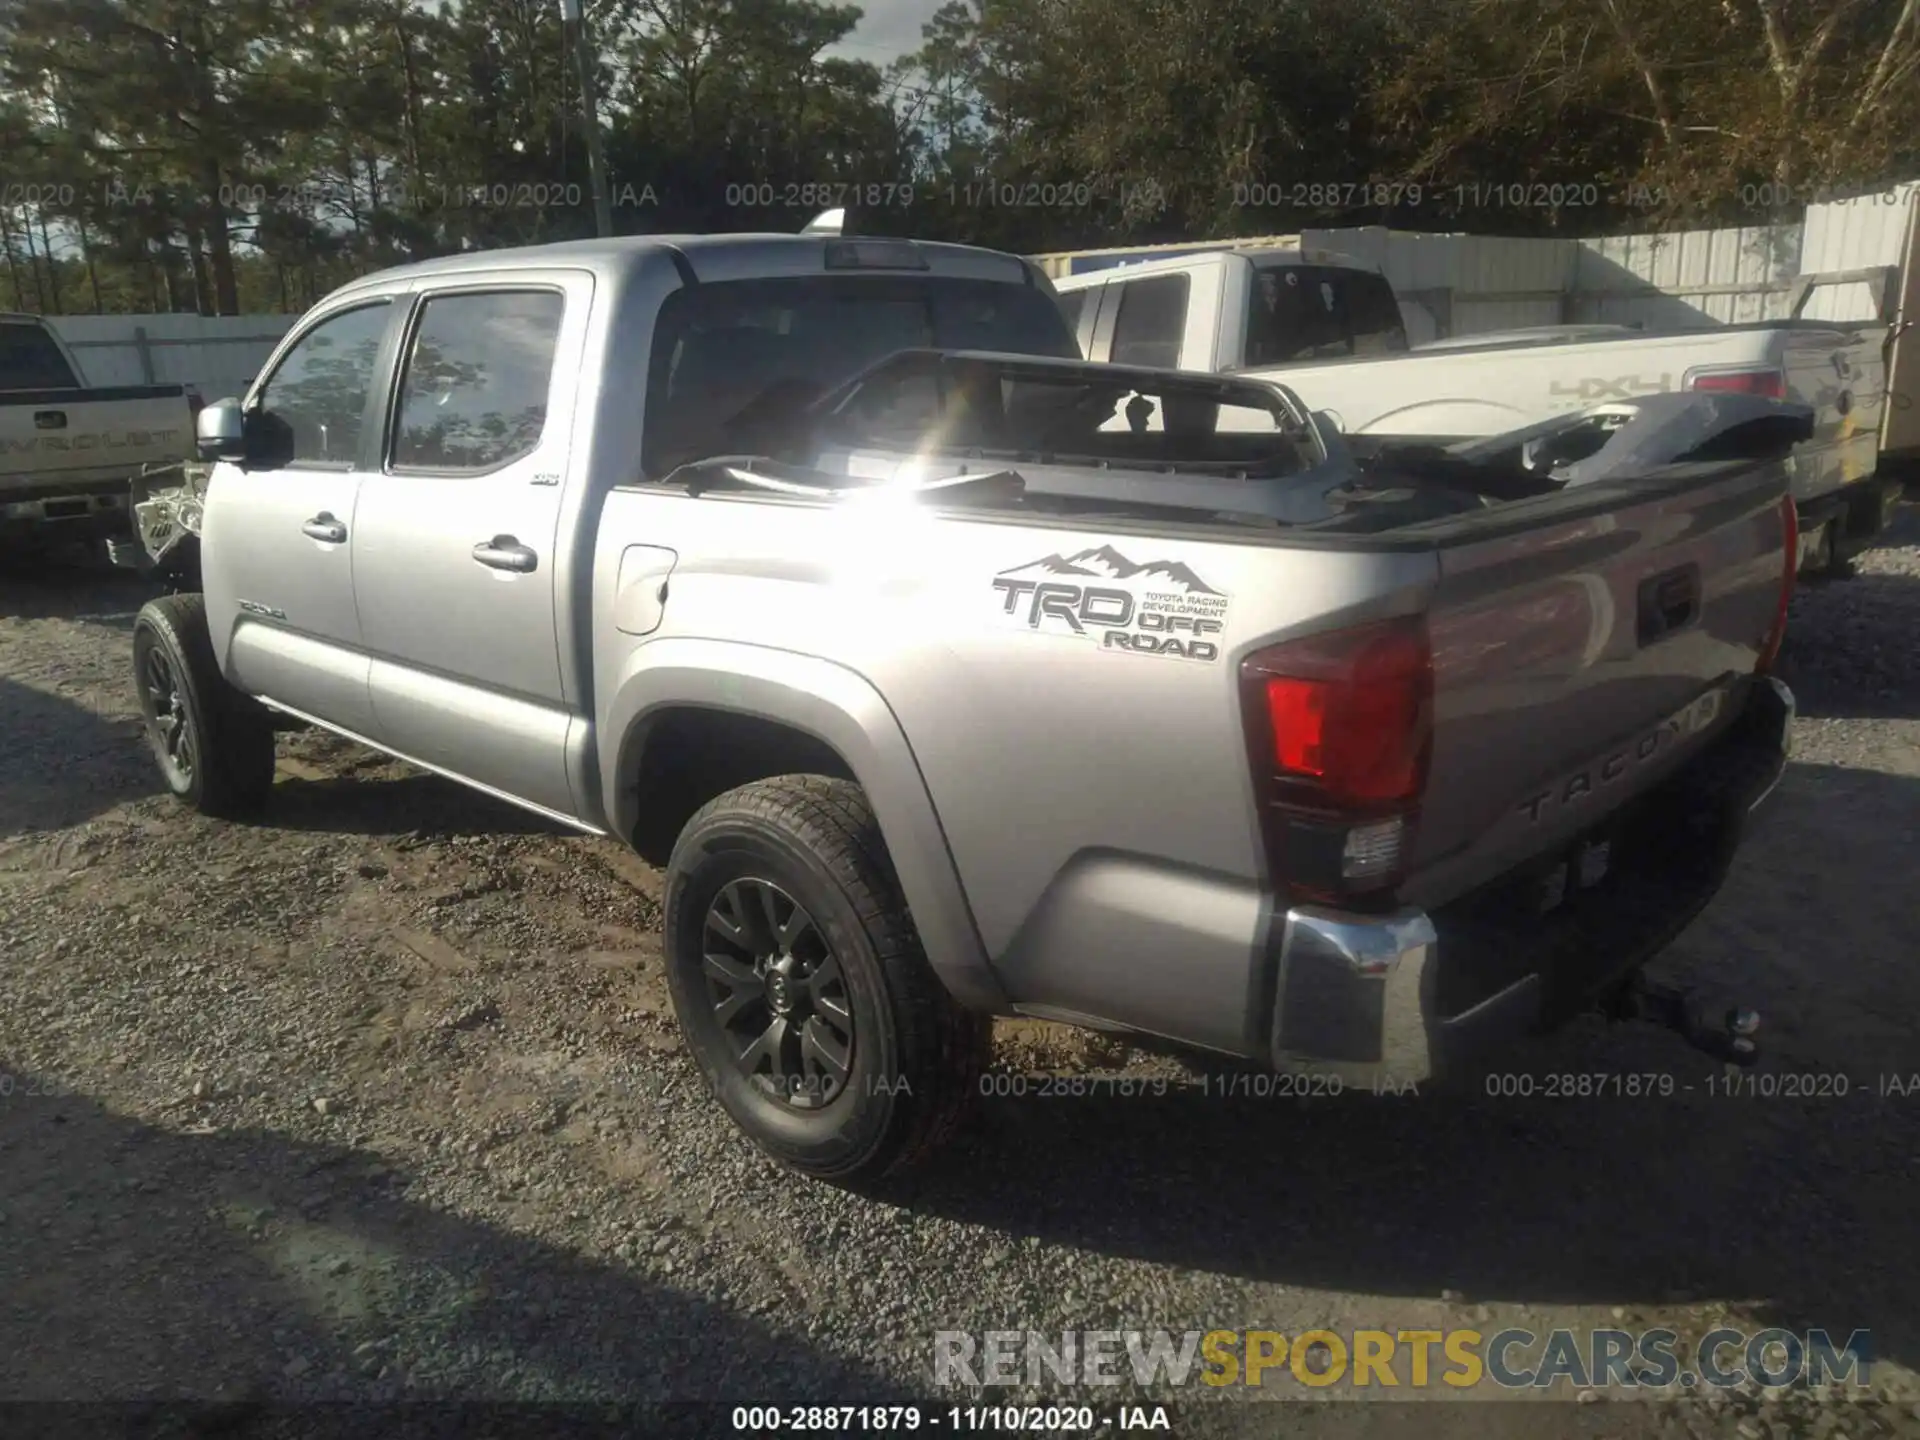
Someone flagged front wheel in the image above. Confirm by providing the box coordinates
[132,593,277,817]
[662,775,989,1184]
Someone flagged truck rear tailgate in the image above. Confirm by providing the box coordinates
[0,386,194,491]
[1403,457,1790,912]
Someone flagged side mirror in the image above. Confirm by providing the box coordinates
[195,397,245,463]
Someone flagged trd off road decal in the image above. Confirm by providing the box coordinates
[991,544,1230,662]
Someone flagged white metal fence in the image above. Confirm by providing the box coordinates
[45,313,295,399]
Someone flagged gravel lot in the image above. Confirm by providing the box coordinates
[2,506,1918,1439]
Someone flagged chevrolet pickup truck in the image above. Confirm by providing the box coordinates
[1053,248,1901,574]
[0,313,197,547]
[130,232,1796,1184]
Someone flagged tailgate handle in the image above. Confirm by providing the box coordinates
[33,410,66,430]
[1637,564,1701,645]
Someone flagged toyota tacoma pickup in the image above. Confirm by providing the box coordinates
[130,232,1796,1184]
[1053,247,1900,575]
[0,312,198,548]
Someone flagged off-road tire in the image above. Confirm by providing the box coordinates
[663,775,989,1184]
[132,593,277,817]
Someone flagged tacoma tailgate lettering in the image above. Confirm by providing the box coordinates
[1519,688,1726,822]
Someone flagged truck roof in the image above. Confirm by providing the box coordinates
[327,233,1042,297]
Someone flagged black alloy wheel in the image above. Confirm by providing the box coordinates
[702,877,856,1109]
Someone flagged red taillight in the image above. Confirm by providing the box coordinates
[1688,368,1786,401]
[1243,617,1434,900]
[1242,617,1434,901]
[1248,616,1433,809]
[1756,495,1797,674]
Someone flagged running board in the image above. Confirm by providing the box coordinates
[254,696,608,838]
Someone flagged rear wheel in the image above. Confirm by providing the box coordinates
[132,593,277,817]
[662,775,989,1184]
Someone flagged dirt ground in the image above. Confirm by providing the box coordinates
[2,510,1918,1439]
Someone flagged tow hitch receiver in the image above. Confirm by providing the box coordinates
[1604,973,1761,1069]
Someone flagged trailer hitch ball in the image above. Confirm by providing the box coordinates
[1603,976,1762,1069]
[1721,1006,1761,1068]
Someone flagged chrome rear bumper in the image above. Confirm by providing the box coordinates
[1269,678,1794,1087]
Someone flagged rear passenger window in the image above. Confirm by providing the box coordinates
[1108,274,1189,368]
[390,291,565,473]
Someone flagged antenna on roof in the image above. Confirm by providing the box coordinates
[801,208,846,236]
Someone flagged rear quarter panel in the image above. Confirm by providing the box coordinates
[592,488,1436,1051]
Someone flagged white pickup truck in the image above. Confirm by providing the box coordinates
[1053,249,1902,573]
[0,313,197,549]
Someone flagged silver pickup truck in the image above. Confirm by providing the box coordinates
[130,233,1797,1184]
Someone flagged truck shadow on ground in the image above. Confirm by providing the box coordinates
[0,678,160,836]
[261,771,575,841]
[893,756,1920,1372]
[0,544,154,620]
[0,682,570,842]
[0,1072,920,1414]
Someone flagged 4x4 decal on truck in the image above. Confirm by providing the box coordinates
[1549,374,1676,405]
[991,544,1230,662]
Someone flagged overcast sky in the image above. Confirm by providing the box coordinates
[826,0,945,63]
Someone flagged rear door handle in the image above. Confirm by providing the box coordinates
[472,536,538,573]
[301,513,348,544]
[33,410,67,431]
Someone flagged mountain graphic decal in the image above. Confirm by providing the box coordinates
[997,544,1225,597]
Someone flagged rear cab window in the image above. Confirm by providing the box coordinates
[815,352,1304,475]
[1246,262,1408,365]
[1106,274,1189,368]
[642,275,1078,477]
[0,321,80,390]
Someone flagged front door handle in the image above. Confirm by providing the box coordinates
[472,536,538,573]
[301,513,348,544]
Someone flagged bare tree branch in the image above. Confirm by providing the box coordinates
[1850,0,1920,126]
[1595,0,1676,144]
[1752,0,1798,98]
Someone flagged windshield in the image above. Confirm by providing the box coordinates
[642,275,1078,476]
[1246,263,1408,366]
[0,321,80,390]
